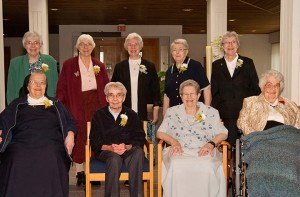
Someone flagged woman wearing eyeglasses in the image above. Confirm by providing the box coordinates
[163,38,211,117]
[237,69,300,135]
[211,31,261,145]
[0,70,76,197]
[56,34,109,186]
[6,31,58,104]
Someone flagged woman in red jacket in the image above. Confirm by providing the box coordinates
[56,34,109,186]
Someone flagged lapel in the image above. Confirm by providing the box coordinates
[219,57,232,79]
[124,60,132,94]
[137,59,146,96]
[72,56,82,89]
[232,55,242,79]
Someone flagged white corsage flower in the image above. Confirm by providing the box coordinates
[120,114,128,127]
[139,64,148,74]
[236,59,244,68]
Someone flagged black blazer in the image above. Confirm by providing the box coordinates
[111,59,160,120]
[211,55,261,119]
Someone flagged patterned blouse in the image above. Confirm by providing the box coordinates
[159,102,228,149]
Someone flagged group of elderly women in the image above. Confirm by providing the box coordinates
[0,30,299,197]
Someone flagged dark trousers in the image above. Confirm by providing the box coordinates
[97,146,144,197]
[223,118,241,146]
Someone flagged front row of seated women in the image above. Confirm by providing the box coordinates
[0,69,299,197]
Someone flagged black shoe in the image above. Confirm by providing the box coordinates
[124,180,129,187]
[76,171,86,186]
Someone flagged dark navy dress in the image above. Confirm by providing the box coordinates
[0,105,70,197]
[165,57,210,107]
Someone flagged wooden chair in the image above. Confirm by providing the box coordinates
[157,140,231,197]
[85,121,154,197]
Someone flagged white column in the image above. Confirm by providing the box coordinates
[280,0,300,105]
[28,0,49,54]
[0,0,5,111]
[206,0,227,80]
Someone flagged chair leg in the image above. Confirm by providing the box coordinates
[85,180,92,197]
[149,178,154,197]
[143,181,148,196]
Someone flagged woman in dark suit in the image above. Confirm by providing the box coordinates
[111,32,160,123]
[56,34,109,186]
[211,31,261,145]
[163,38,211,117]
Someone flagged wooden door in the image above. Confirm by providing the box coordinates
[93,37,160,79]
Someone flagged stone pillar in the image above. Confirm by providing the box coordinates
[0,0,5,111]
[280,0,300,105]
[206,0,227,80]
[28,0,49,54]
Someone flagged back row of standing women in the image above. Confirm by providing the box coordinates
[5,31,260,185]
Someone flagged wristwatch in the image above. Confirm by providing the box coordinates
[207,141,216,148]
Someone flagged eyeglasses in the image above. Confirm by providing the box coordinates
[79,42,93,48]
[107,93,124,99]
[127,43,139,47]
[26,41,40,46]
[223,41,237,46]
[265,82,280,90]
[181,92,198,98]
[172,48,187,53]
[29,80,46,86]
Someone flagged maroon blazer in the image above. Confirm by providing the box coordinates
[56,56,109,123]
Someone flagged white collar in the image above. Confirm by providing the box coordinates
[27,95,48,105]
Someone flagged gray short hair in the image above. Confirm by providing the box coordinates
[104,82,127,96]
[179,80,200,95]
[22,31,43,48]
[171,39,189,51]
[259,69,284,93]
[75,34,96,49]
[221,31,240,47]
[124,33,143,50]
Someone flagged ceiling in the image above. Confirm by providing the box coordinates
[3,0,280,37]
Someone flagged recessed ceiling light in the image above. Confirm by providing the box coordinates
[50,8,59,11]
[182,8,193,12]
[200,30,205,32]
[229,19,235,22]
[3,18,9,21]
[123,6,128,9]
[251,30,257,32]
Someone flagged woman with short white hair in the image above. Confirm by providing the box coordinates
[111,32,160,123]
[56,34,109,186]
[6,31,58,104]
[163,38,211,117]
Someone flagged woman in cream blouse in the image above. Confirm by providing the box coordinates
[237,69,300,135]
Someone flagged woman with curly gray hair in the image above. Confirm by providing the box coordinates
[237,69,300,135]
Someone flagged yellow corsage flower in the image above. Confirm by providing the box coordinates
[179,63,188,73]
[44,99,53,108]
[93,65,101,75]
[41,63,49,72]
[119,114,128,127]
[195,113,206,123]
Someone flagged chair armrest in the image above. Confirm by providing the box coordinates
[217,141,231,153]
